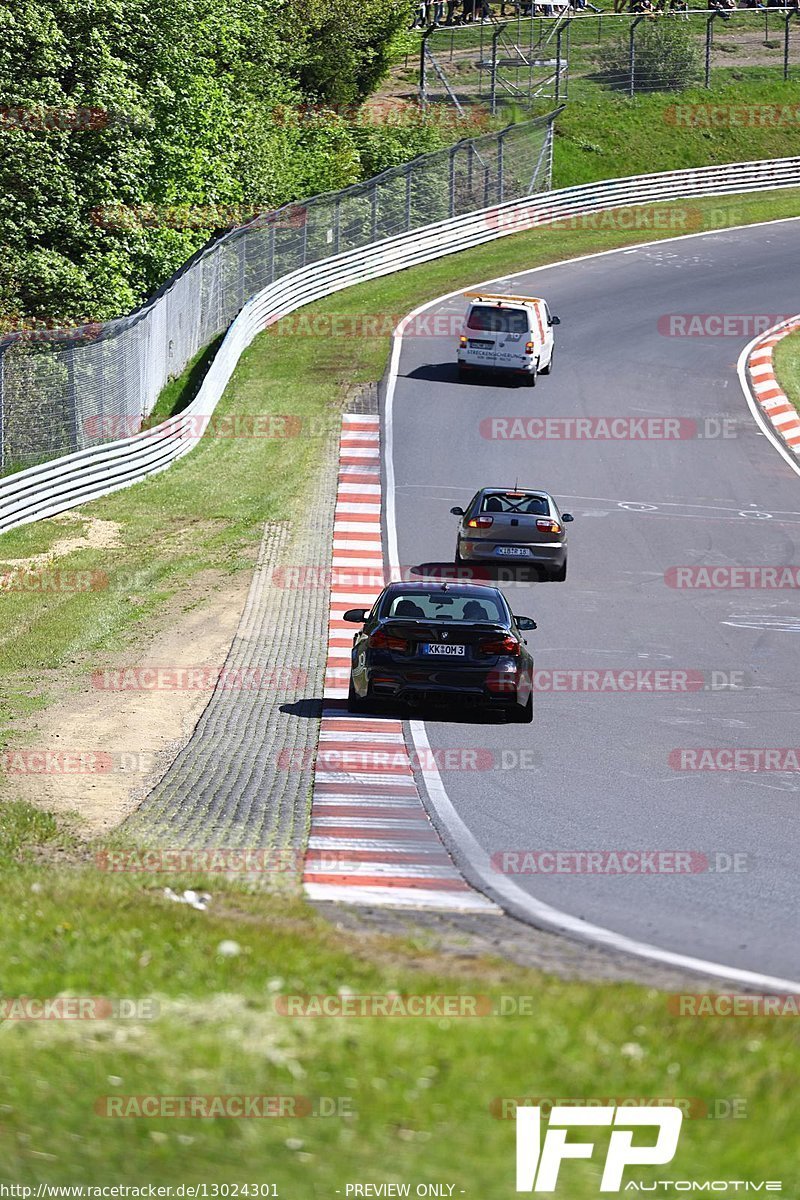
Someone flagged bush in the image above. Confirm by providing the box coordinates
[597,21,702,92]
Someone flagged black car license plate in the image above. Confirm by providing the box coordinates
[421,644,466,656]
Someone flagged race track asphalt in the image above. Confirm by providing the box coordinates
[387,218,800,980]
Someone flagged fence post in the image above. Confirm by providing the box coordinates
[0,345,5,474]
[547,118,555,190]
[629,15,644,98]
[784,11,796,80]
[497,129,505,204]
[268,220,276,284]
[705,12,717,88]
[334,196,341,255]
[555,26,563,103]
[490,25,506,115]
[371,180,379,242]
[419,28,430,112]
[449,144,458,218]
[64,343,79,453]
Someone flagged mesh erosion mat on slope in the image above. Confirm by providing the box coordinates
[124,426,340,864]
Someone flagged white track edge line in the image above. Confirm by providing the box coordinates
[385,218,800,994]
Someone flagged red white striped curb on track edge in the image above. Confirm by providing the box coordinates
[302,413,496,912]
[747,315,800,451]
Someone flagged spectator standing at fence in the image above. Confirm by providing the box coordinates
[462,0,475,22]
[410,0,428,27]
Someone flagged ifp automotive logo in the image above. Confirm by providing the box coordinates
[515,1105,683,1192]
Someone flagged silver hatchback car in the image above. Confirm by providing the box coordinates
[451,487,574,581]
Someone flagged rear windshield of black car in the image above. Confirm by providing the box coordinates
[382,591,507,623]
[479,493,550,516]
[466,305,530,335]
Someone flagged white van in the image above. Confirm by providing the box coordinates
[457,291,560,385]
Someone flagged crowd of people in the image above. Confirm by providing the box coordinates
[410,0,600,27]
[412,0,797,23]
[618,0,796,16]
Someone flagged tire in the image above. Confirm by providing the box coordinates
[541,347,553,375]
[551,558,567,582]
[507,693,533,723]
[347,676,369,713]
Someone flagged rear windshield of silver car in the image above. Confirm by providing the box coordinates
[479,493,550,515]
[466,306,530,334]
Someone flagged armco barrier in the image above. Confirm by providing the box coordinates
[1,155,799,535]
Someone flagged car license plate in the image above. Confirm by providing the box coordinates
[421,643,466,656]
[497,546,532,557]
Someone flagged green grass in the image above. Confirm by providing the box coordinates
[2,189,800,1187]
[773,327,800,415]
[549,78,800,188]
[0,804,798,1187]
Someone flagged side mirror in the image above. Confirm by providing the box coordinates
[562,512,574,522]
[343,608,368,623]
[450,506,465,516]
[549,315,561,326]
[515,616,537,631]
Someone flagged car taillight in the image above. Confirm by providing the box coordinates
[369,630,409,653]
[466,515,493,529]
[479,634,520,657]
[536,518,561,533]
[525,340,535,354]
[459,335,467,348]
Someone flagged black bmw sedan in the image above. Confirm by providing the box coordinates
[344,581,536,722]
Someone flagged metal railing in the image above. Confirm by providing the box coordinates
[412,7,800,111]
[0,116,555,475]
[1,153,798,535]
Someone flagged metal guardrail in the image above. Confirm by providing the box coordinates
[1,154,799,536]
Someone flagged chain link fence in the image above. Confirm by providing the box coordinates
[419,15,571,113]
[0,112,557,474]
[564,7,800,95]
[410,7,800,110]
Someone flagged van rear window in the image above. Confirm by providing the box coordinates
[466,305,530,334]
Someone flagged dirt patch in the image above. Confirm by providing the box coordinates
[0,511,122,572]
[2,569,252,838]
